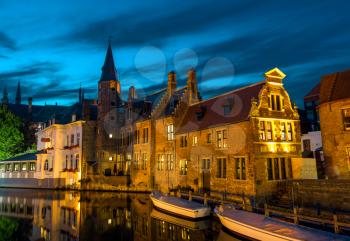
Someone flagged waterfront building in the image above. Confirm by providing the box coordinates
[175,68,301,201]
[319,69,350,179]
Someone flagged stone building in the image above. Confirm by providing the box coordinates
[175,68,301,200]
[319,69,350,179]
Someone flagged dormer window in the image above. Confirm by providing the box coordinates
[196,106,206,121]
[223,97,234,116]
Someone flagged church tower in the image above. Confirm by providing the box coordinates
[96,40,122,174]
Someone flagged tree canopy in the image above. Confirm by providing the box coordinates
[0,105,24,160]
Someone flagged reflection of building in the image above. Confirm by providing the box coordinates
[319,69,350,179]
[0,189,80,241]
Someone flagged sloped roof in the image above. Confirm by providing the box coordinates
[0,150,44,162]
[320,69,350,104]
[304,83,320,102]
[177,82,265,134]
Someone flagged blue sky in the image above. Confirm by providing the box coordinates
[0,0,350,107]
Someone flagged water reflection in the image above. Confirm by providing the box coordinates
[0,189,242,241]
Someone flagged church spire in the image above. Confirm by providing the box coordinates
[100,38,118,82]
[15,81,21,105]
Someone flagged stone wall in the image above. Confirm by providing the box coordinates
[319,99,350,179]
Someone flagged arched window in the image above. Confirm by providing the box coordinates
[44,160,49,171]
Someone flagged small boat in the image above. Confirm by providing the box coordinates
[215,204,349,241]
[150,191,211,219]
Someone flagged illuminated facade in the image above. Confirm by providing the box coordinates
[174,68,301,200]
[319,69,350,179]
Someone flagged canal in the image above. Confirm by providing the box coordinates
[0,189,243,241]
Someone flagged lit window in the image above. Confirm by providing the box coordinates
[207,133,212,144]
[343,108,350,130]
[217,131,222,148]
[180,160,187,175]
[259,121,266,141]
[109,134,113,139]
[281,123,286,141]
[157,154,164,171]
[167,124,174,140]
[192,136,198,146]
[109,156,113,161]
[29,162,36,171]
[134,129,140,144]
[266,122,273,141]
[234,158,246,180]
[21,163,27,171]
[287,123,293,141]
[134,153,139,170]
[142,153,147,170]
[167,154,174,171]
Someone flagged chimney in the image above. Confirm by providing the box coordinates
[168,71,177,94]
[187,68,199,105]
[28,97,33,114]
[72,113,77,122]
[128,86,136,100]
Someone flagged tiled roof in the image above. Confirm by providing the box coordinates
[320,69,350,104]
[177,81,265,134]
[0,151,43,162]
[304,83,320,102]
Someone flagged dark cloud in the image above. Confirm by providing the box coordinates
[0,61,61,81]
[57,0,263,49]
[0,31,16,50]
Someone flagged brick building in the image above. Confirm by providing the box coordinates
[175,68,301,200]
[319,69,350,179]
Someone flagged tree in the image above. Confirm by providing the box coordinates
[0,105,24,160]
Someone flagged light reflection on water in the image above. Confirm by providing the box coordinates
[0,189,243,241]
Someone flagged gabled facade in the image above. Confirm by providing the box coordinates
[175,68,301,201]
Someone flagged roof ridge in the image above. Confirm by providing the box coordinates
[191,80,266,106]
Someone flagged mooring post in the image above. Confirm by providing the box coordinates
[189,190,192,201]
[293,207,299,225]
[334,214,340,233]
[204,193,208,206]
[264,203,269,217]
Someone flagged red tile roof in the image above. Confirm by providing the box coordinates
[320,69,350,104]
[304,83,320,102]
[177,81,265,134]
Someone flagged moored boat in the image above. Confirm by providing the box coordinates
[215,204,349,241]
[150,191,211,219]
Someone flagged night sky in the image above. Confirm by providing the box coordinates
[1,0,350,107]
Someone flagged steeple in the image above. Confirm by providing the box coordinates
[100,38,118,82]
[15,81,21,105]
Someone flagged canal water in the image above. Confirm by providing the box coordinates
[0,189,243,241]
